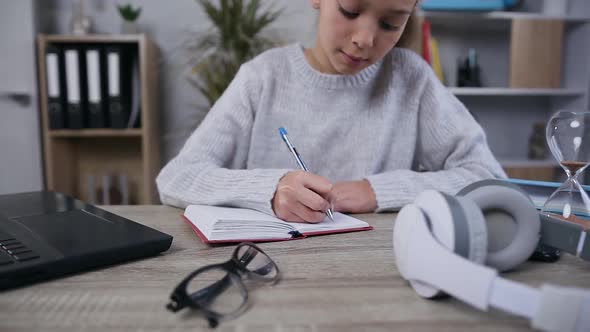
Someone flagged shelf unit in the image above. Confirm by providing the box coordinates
[37,34,160,204]
[419,2,590,180]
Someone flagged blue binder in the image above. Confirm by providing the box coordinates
[421,0,520,11]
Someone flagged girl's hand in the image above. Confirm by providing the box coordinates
[272,170,332,223]
[330,179,377,214]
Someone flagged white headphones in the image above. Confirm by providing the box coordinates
[393,179,590,332]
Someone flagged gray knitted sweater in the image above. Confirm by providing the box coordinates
[156,44,506,214]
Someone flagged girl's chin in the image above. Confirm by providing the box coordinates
[331,54,370,75]
[333,63,366,75]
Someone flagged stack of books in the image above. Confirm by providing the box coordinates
[421,19,444,84]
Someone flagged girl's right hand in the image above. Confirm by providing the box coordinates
[272,170,332,223]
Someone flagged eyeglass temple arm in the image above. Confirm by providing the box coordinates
[167,296,220,328]
[166,274,233,312]
[191,275,233,303]
[166,293,184,312]
[208,317,219,328]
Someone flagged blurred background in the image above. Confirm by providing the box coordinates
[1,0,589,205]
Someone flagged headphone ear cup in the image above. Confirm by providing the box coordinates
[457,179,541,271]
[455,196,488,265]
[415,191,488,265]
[406,191,488,298]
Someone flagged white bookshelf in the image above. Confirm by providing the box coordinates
[423,0,590,180]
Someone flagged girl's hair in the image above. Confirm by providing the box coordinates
[396,8,420,52]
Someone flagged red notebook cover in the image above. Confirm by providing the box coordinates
[181,213,373,245]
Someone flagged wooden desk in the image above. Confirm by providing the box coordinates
[1,206,589,331]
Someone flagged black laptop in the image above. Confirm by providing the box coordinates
[0,191,173,290]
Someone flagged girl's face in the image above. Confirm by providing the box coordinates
[310,0,415,75]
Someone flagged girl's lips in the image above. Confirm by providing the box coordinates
[341,51,367,63]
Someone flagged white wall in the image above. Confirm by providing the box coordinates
[38,0,318,162]
[0,0,43,194]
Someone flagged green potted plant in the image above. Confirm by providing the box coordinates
[186,0,282,109]
[117,3,142,33]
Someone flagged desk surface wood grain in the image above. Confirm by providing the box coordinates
[1,205,589,332]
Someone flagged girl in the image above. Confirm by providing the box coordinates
[156,0,506,223]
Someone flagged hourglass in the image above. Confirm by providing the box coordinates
[541,111,590,229]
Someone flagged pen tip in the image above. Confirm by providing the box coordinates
[279,127,287,136]
[326,209,334,221]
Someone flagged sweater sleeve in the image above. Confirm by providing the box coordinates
[365,72,507,212]
[156,65,291,215]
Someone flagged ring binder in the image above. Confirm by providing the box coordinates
[45,45,67,129]
[86,46,108,128]
[106,45,134,129]
[64,46,88,129]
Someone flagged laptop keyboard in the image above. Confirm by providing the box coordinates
[0,231,40,266]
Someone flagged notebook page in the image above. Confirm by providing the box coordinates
[292,212,369,233]
[184,205,296,241]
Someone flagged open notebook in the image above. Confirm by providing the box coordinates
[182,205,373,244]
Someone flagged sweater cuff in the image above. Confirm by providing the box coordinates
[365,171,417,212]
[230,168,292,216]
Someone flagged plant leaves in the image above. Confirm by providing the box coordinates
[190,0,283,109]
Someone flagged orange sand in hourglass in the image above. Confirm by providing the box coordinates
[561,161,588,174]
[549,160,590,229]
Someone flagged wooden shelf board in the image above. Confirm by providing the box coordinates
[422,11,590,23]
[49,129,143,138]
[500,159,559,168]
[449,87,585,96]
[39,34,144,43]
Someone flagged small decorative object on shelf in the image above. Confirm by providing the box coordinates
[117,3,142,34]
[87,173,130,205]
[70,0,92,35]
[457,48,481,87]
[528,121,548,160]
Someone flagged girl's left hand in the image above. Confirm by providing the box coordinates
[329,179,377,214]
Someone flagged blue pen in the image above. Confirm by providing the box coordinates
[278,127,335,221]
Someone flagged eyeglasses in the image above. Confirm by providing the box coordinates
[166,242,281,327]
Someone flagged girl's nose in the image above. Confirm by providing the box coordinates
[351,22,376,49]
